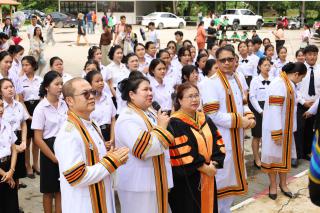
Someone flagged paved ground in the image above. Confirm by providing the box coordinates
[16,25,319,212]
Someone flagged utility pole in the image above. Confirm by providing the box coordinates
[301,1,305,27]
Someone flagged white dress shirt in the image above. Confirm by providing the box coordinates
[249,74,273,113]
[0,119,17,158]
[3,99,29,131]
[19,74,43,101]
[105,62,130,87]
[31,97,68,139]
[297,63,320,105]
[149,76,174,111]
[90,93,116,126]
[238,55,258,77]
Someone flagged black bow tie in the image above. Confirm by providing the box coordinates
[241,59,249,63]
[262,80,271,85]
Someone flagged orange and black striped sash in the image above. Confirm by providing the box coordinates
[216,70,248,198]
[279,72,295,170]
[68,111,108,213]
[128,103,169,213]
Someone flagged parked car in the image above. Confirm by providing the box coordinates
[21,9,46,20]
[220,9,264,30]
[141,12,186,29]
[49,12,77,28]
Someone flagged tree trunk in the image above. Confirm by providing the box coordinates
[172,0,178,15]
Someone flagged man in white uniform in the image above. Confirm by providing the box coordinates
[201,46,255,213]
[54,78,129,213]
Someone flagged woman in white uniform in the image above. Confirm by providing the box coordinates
[249,58,273,168]
[261,62,307,200]
[85,70,116,149]
[0,98,19,213]
[19,56,42,178]
[148,59,175,114]
[8,45,24,76]
[115,71,174,213]
[31,71,68,213]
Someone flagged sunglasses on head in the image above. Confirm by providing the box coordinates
[218,57,235,64]
[74,89,96,99]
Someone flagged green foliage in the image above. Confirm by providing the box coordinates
[19,0,58,13]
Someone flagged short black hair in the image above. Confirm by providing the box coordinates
[108,45,122,60]
[149,59,165,76]
[50,56,63,67]
[203,59,217,76]
[120,15,126,20]
[174,31,183,37]
[303,45,319,54]
[182,65,198,83]
[145,41,155,50]
[295,49,304,58]
[216,46,236,59]
[22,56,38,71]
[252,37,262,45]
[148,22,155,27]
[118,71,150,102]
[0,32,9,40]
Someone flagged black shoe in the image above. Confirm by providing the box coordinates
[254,160,261,169]
[19,207,24,213]
[27,173,36,179]
[291,159,298,168]
[279,185,294,198]
[268,186,277,200]
[32,166,40,175]
[18,183,27,189]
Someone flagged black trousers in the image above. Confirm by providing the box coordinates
[294,104,315,159]
[0,159,19,213]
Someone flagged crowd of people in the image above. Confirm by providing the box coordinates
[0,10,320,213]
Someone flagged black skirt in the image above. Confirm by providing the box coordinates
[24,100,40,139]
[14,131,26,180]
[40,137,60,193]
[0,158,19,213]
[100,124,111,141]
[251,101,265,138]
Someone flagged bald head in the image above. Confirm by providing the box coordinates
[62,77,87,98]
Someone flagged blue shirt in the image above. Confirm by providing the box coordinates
[86,13,92,22]
[255,50,264,59]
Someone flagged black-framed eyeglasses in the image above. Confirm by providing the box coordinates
[73,89,96,99]
[218,57,235,64]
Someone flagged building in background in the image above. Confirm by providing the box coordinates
[58,0,172,24]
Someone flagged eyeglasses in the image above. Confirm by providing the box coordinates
[218,57,235,64]
[183,94,200,100]
[73,89,96,99]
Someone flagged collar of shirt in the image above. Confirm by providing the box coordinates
[42,97,65,109]
[145,54,155,60]
[275,59,289,66]
[305,62,318,70]
[258,74,272,81]
[239,55,249,62]
[150,76,166,88]
[96,92,109,104]
[21,74,41,82]
[3,99,18,109]
[109,61,126,70]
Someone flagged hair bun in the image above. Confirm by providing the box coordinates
[282,62,295,72]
